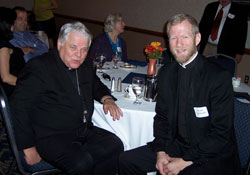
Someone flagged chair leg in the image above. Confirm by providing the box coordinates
[246,163,250,175]
[7,157,16,175]
[0,128,5,141]
[0,119,5,141]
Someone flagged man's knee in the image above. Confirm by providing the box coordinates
[104,133,124,155]
[119,151,134,166]
[66,152,94,175]
[112,136,124,153]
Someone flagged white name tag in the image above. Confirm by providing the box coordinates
[228,13,235,19]
[117,47,122,53]
[194,107,209,118]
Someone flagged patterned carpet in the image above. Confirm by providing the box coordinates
[0,121,20,175]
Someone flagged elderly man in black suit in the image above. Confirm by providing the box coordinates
[119,14,237,175]
[199,0,248,64]
[10,21,124,175]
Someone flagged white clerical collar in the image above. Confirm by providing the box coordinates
[179,52,198,69]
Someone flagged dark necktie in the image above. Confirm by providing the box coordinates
[210,7,224,41]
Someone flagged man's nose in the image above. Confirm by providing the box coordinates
[75,50,82,58]
[176,38,182,47]
[22,20,28,25]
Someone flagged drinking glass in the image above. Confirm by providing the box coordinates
[112,52,120,69]
[95,55,106,73]
[132,77,145,104]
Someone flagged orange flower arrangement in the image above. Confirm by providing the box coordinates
[145,42,164,59]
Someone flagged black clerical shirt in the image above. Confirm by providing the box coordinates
[177,57,197,144]
[67,67,89,124]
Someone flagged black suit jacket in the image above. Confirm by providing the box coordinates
[152,54,235,162]
[199,2,248,57]
[10,48,111,150]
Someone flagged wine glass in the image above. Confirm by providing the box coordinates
[95,55,106,73]
[112,52,120,69]
[132,77,145,104]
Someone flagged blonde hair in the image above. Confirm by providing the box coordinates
[104,13,123,32]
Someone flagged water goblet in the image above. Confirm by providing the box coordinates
[112,52,120,69]
[132,77,145,104]
[95,55,106,73]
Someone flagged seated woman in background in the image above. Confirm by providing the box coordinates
[0,7,25,97]
[88,13,127,61]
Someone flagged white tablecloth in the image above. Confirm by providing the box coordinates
[92,62,156,150]
[234,82,250,94]
[233,82,250,103]
[36,31,49,48]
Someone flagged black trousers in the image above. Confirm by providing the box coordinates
[37,126,124,175]
[119,144,235,175]
[36,17,56,38]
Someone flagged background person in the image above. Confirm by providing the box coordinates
[87,12,127,61]
[10,21,123,175]
[33,0,58,49]
[10,6,48,63]
[199,0,248,64]
[0,7,25,97]
[119,14,237,175]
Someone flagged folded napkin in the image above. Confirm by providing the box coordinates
[234,92,250,102]
[126,60,148,67]
[122,72,147,84]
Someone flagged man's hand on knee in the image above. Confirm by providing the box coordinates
[156,151,170,175]
[164,157,193,175]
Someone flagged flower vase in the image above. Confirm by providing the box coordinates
[147,59,157,76]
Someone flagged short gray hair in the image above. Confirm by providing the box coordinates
[58,21,92,46]
[166,14,199,37]
[104,13,123,32]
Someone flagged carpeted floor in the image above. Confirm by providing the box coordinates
[0,122,20,175]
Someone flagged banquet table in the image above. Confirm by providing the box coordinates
[233,82,250,94]
[233,82,250,103]
[36,31,49,48]
[92,61,250,151]
[92,61,157,151]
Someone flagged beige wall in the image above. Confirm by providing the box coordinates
[1,0,249,84]
[53,0,214,61]
[238,55,250,81]
[55,0,214,32]
[0,0,33,10]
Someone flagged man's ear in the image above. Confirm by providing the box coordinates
[195,32,201,46]
[57,40,61,49]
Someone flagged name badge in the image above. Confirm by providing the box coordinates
[227,13,235,19]
[117,47,122,53]
[194,107,209,118]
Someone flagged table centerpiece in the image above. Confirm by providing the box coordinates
[145,42,164,75]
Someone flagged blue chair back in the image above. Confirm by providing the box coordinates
[206,54,237,77]
[234,98,250,169]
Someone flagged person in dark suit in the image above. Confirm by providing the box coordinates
[10,21,124,175]
[119,14,236,175]
[199,0,248,64]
